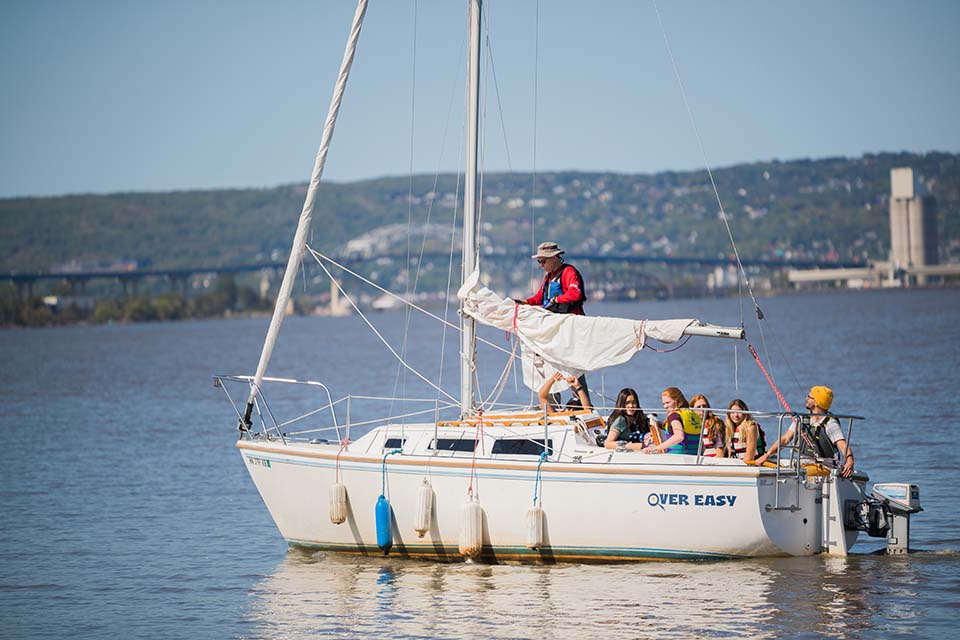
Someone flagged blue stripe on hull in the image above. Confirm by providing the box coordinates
[286,539,748,562]
[254,454,756,488]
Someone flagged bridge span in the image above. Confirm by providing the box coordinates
[4,252,860,298]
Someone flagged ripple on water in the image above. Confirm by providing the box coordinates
[3,292,960,638]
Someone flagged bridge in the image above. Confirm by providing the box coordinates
[4,252,861,298]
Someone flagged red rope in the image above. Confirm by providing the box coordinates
[748,344,792,413]
[335,438,351,483]
[748,345,832,460]
[467,410,484,497]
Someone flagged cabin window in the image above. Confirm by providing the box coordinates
[430,438,477,452]
[491,439,553,456]
[384,437,406,449]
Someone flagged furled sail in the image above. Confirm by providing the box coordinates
[241,0,369,428]
[458,270,697,391]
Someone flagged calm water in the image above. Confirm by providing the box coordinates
[2,289,959,639]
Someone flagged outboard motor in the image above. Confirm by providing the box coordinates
[848,483,922,554]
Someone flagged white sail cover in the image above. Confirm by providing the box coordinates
[458,270,695,391]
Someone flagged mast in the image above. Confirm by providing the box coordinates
[460,0,481,417]
[241,0,369,429]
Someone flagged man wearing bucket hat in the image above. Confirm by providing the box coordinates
[516,241,590,403]
[518,241,587,315]
[756,386,855,477]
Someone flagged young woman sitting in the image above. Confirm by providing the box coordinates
[724,398,765,462]
[603,388,650,451]
[691,394,725,457]
[645,386,702,455]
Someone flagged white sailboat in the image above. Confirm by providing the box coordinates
[217,0,920,561]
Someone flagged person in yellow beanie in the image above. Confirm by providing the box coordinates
[756,386,854,477]
[808,386,833,411]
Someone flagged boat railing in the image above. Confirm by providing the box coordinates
[734,408,862,511]
[685,406,864,509]
[215,376,863,494]
[214,374,461,444]
[215,374,593,460]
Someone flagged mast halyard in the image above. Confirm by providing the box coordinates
[460,0,481,418]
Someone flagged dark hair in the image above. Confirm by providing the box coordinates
[607,388,649,434]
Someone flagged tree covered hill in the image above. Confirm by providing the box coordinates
[2,151,957,275]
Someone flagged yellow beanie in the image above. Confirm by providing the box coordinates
[809,386,834,411]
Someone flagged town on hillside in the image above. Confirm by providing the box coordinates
[2,152,958,326]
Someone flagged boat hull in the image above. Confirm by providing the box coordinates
[237,438,851,562]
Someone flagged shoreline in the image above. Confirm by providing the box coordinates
[3,284,957,330]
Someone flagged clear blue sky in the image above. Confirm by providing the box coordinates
[2,0,958,198]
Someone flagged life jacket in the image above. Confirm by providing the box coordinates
[604,414,646,445]
[540,264,586,313]
[664,409,702,455]
[730,422,766,459]
[798,416,839,460]
[701,418,724,457]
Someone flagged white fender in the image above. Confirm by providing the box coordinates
[459,496,484,558]
[414,479,434,538]
[329,482,348,525]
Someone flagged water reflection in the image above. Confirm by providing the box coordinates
[242,549,946,639]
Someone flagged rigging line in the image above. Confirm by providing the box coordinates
[438,136,466,391]
[480,334,520,410]
[392,0,421,422]
[246,0,368,418]
[769,323,805,394]
[306,247,516,359]
[271,397,346,430]
[313,257,458,404]
[473,354,483,408]
[530,0,540,284]
[289,406,446,435]
[734,342,740,393]
[348,394,458,403]
[481,1,513,173]
[651,1,762,315]
[756,320,780,408]
[653,0,788,395]
[397,16,470,426]
[474,0,494,270]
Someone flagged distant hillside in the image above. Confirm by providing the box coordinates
[2,151,957,274]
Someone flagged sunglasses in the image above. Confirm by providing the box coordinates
[537,258,550,264]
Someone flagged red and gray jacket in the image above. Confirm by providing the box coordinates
[525,264,586,315]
